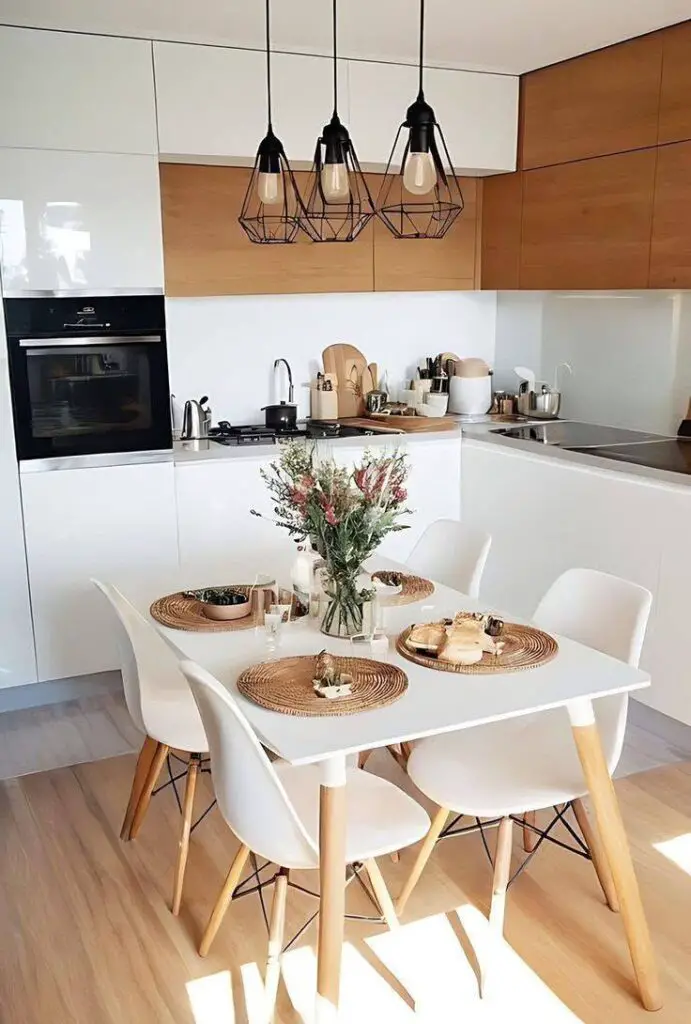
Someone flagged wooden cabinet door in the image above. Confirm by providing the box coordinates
[373,177,479,291]
[650,140,691,287]
[480,172,523,289]
[520,150,657,289]
[658,21,691,145]
[520,34,663,169]
[160,164,374,296]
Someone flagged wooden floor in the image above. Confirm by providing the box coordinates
[2,753,691,1023]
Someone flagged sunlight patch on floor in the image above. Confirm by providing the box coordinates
[186,970,235,1024]
[654,831,691,873]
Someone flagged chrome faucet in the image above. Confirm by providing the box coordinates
[273,358,294,404]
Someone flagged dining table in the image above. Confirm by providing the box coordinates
[120,559,661,1021]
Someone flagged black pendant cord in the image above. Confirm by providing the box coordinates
[418,0,425,97]
[331,0,338,117]
[265,0,273,130]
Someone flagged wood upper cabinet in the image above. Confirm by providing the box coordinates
[479,172,523,289]
[520,149,657,289]
[650,140,691,287]
[160,164,479,296]
[520,33,663,169]
[658,21,691,144]
[160,164,374,296]
[373,177,479,291]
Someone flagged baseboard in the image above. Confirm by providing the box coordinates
[629,697,691,754]
[0,670,124,713]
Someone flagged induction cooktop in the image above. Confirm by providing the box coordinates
[569,439,691,475]
[491,421,672,448]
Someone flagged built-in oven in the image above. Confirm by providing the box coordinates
[5,295,172,464]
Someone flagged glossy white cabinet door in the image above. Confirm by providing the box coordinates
[154,41,347,164]
[0,27,157,154]
[0,299,37,688]
[21,462,179,681]
[176,458,294,581]
[348,60,518,172]
[0,149,164,292]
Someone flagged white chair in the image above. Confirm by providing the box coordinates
[406,519,492,597]
[396,569,653,944]
[179,659,430,1019]
[93,580,208,915]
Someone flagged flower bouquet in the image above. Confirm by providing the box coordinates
[252,443,411,637]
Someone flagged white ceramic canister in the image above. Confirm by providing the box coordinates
[448,375,492,415]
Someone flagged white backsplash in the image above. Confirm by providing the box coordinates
[494,291,691,435]
[166,291,497,426]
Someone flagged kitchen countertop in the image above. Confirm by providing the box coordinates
[463,424,691,491]
[174,424,462,464]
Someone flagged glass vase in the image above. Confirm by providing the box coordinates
[320,569,366,638]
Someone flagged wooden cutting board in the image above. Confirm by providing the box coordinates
[322,343,367,417]
[344,415,459,433]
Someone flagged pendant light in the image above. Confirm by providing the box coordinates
[299,0,375,242]
[376,0,464,239]
[238,0,306,243]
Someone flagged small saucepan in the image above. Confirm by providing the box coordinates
[262,401,298,432]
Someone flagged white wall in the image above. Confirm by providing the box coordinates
[166,291,497,426]
[494,290,691,434]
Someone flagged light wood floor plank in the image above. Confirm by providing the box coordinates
[2,754,691,1022]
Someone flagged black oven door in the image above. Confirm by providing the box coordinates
[8,334,172,460]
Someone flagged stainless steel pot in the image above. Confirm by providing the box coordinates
[516,382,561,419]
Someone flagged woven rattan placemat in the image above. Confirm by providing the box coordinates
[397,621,558,674]
[371,570,435,606]
[150,585,266,632]
[237,654,408,716]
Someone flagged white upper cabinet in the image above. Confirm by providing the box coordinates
[0,27,157,154]
[348,60,518,173]
[154,41,347,165]
[0,149,164,292]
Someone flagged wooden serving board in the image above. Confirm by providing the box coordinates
[322,343,367,418]
[343,416,459,434]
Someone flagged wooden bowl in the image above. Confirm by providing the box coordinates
[201,597,251,621]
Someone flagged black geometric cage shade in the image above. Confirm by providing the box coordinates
[239,149,305,245]
[377,122,465,240]
[300,138,375,243]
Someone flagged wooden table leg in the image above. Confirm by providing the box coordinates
[316,755,347,1024]
[568,699,662,1012]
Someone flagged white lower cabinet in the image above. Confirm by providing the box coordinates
[21,461,179,681]
[461,440,690,725]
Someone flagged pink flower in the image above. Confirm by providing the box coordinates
[324,504,338,526]
[290,488,307,505]
[394,486,407,503]
[297,474,315,493]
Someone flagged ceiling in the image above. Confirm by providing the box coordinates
[1,0,690,74]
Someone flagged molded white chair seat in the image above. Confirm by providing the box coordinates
[396,569,653,937]
[275,762,430,867]
[406,518,492,598]
[407,703,620,819]
[145,687,208,754]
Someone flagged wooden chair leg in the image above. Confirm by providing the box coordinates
[129,742,169,840]
[364,858,399,930]
[120,735,158,840]
[199,843,251,957]
[573,797,619,913]
[358,750,372,769]
[522,810,538,852]
[489,817,513,933]
[265,868,289,1023]
[172,754,201,916]
[395,806,450,916]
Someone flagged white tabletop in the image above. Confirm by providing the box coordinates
[121,562,650,766]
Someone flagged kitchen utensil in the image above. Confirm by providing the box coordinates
[262,402,297,431]
[436,351,460,366]
[356,414,456,433]
[515,366,537,389]
[448,375,492,415]
[455,358,491,379]
[322,343,367,417]
[516,381,561,419]
[181,395,211,440]
[499,394,517,415]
